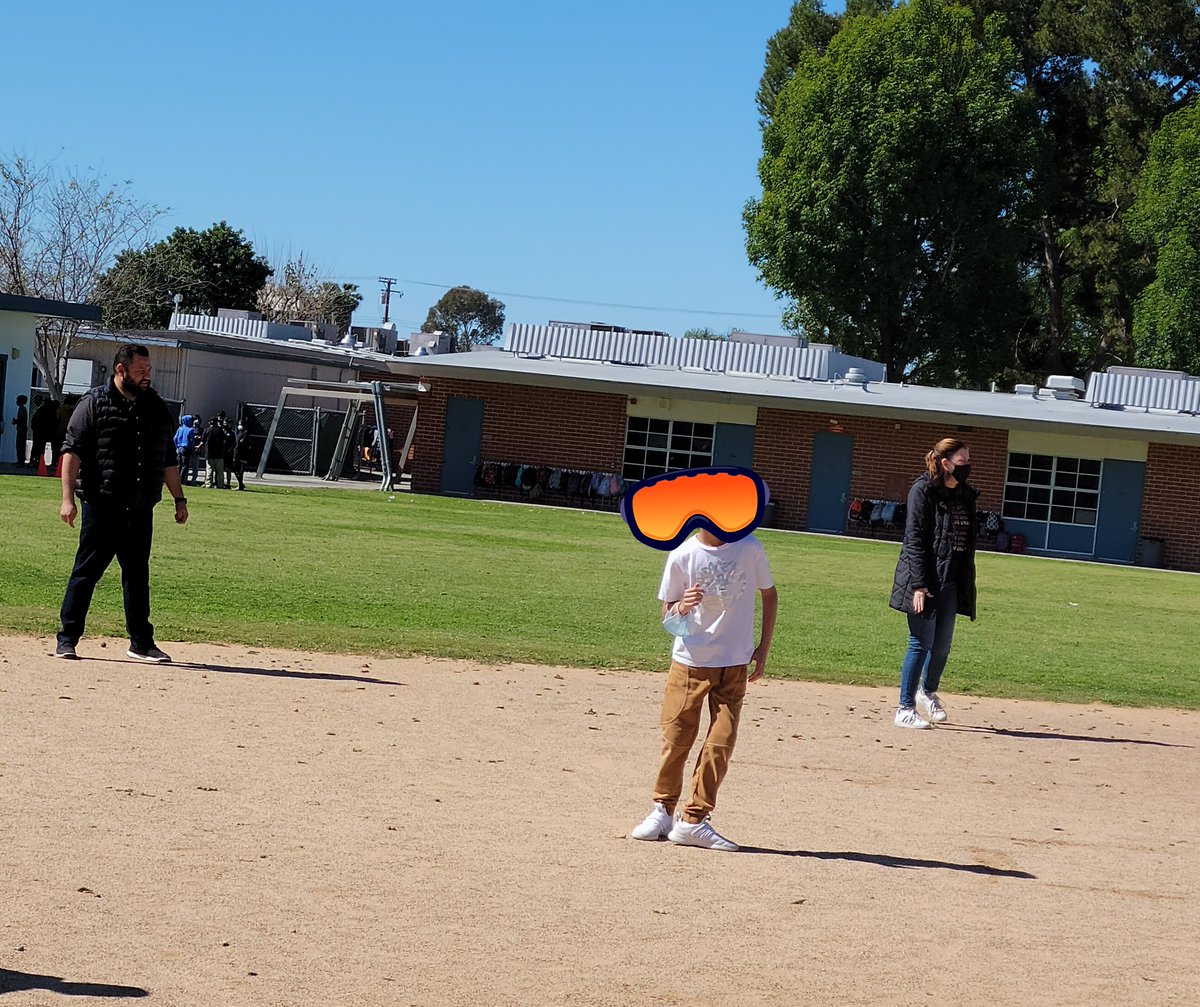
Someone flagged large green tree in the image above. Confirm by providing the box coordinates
[757,0,1200,383]
[95,221,272,329]
[1075,0,1200,370]
[756,0,840,128]
[745,0,1037,385]
[962,0,1200,376]
[421,286,506,352]
[957,0,1094,379]
[1127,100,1200,374]
[757,0,895,128]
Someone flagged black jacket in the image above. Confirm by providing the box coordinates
[232,428,252,464]
[62,383,176,510]
[30,400,59,438]
[889,473,979,621]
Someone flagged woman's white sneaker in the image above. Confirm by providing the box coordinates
[916,689,948,723]
[894,706,932,729]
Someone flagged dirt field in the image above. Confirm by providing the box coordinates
[1,634,1197,1006]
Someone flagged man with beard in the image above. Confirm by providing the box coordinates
[55,344,189,662]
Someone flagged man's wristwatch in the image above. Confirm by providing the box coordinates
[174,496,187,507]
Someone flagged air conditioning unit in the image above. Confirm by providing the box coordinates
[1045,375,1085,399]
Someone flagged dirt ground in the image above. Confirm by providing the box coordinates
[1,634,1197,1007]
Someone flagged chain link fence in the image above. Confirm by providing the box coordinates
[240,404,358,477]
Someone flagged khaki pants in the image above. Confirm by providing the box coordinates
[652,660,747,824]
[204,458,225,488]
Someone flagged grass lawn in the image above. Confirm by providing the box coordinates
[1,475,1197,708]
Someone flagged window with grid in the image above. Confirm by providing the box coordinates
[622,416,715,482]
[1002,453,1101,526]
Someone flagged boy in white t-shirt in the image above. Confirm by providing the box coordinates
[629,528,777,852]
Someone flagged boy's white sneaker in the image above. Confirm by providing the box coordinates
[895,706,932,729]
[916,689,948,723]
[667,817,738,852]
[629,803,673,841]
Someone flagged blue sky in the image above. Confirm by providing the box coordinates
[5,1,845,337]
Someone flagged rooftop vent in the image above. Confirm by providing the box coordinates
[1014,383,1038,397]
[844,367,869,387]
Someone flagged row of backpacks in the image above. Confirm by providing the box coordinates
[848,497,1006,540]
[848,498,907,529]
[474,461,627,502]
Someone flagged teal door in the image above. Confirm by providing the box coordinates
[807,431,853,533]
[1094,460,1146,562]
[440,397,484,496]
[712,422,756,468]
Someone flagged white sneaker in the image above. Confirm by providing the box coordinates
[667,817,738,852]
[629,803,673,841]
[894,706,932,730]
[917,689,948,723]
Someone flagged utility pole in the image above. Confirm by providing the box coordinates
[378,276,401,324]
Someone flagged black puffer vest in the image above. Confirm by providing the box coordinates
[68,384,174,510]
[889,473,979,621]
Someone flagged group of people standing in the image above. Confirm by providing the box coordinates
[174,413,252,490]
[9,394,74,469]
[39,356,975,851]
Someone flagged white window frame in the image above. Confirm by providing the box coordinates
[1002,452,1103,554]
[622,416,714,482]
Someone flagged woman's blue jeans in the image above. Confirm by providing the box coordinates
[898,581,958,708]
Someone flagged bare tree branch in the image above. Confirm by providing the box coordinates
[0,153,165,399]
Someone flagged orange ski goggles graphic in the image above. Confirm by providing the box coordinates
[620,467,770,551]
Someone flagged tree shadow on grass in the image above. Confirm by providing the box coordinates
[0,968,148,997]
[941,724,1192,748]
[79,655,407,687]
[735,847,1034,878]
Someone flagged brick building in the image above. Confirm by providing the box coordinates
[380,324,1200,573]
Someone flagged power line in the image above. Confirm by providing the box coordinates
[334,276,781,320]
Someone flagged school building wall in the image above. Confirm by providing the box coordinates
[407,376,625,494]
[1140,443,1200,572]
[0,310,38,465]
[403,374,1200,572]
[752,409,1009,531]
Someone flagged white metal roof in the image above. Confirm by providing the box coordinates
[386,350,1200,445]
[78,325,405,371]
[1086,369,1200,414]
[505,322,886,382]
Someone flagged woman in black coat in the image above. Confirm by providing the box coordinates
[889,437,978,729]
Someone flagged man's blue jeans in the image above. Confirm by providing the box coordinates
[899,581,958,708]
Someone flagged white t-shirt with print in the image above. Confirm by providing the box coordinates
[658,534,774,669]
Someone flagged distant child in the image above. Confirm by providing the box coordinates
[629,528,777,852]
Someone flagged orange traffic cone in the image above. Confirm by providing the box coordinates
[54,456,63,477]
[37,454,48,477]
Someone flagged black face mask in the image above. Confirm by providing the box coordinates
[952,463,972,483]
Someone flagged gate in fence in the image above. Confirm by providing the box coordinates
[239,403,357,477]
